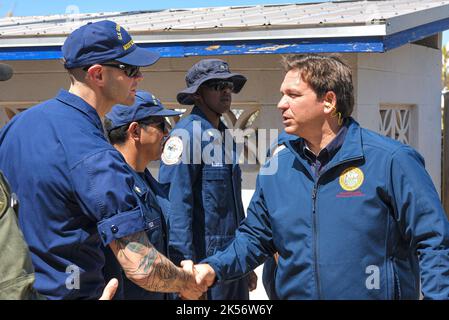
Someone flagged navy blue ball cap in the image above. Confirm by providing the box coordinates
[105,90,182,132]
[62,20,160,69]
[177,59,247,105]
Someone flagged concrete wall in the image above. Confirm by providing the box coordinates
[355,44,443,194]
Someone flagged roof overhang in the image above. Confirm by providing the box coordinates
[1,1,449,61]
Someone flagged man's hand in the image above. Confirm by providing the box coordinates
[192,263,216,288]
[178,260,208,300]
[98,278,119,300]
[248,270,258,292]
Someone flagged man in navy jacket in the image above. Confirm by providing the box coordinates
[159,59,257,299]
[193,54,449,299]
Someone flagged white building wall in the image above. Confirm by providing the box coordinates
[356,44,442,195]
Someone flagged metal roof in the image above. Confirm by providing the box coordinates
[1,0,449,60]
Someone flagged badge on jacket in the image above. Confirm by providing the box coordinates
[339,167,364,191]
[161,136,183,165]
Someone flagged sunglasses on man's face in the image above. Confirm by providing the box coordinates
[152,121,167,133]
[204,80,234,92]
[83,62,140,78]
[140,118,168,133]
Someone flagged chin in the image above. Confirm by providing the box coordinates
[220,104,231,113]
[284,126,300,136]
[122,96,135,106]
[284,126,294,133]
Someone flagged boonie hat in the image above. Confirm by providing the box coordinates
[176,59,246,105]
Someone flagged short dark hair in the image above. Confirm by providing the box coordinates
[104,117,155,145]
[281,54,354,118]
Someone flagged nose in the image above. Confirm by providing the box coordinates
[221,87,232,96]
[277,95,289,111]
[135,71,144,82]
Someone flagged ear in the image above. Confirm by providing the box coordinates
[322,91,337,115]
[85,64,104,85]
[127,122,141,141]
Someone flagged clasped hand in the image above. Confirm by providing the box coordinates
[178,260,216,300]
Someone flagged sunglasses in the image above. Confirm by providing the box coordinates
[83,62,140,78]
[140,118,168,132]
[204,80,234,92]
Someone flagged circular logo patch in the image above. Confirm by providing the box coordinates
[161,136,183,165]
[339,167,364,191]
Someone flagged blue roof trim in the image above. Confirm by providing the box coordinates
[0,46,62,61]
[152,38,385,56]
[0,37,385,61]
[1,16,449,61]
[2,15,448,61]
[384,17,449,51]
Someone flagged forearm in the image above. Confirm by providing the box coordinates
[110,231,192,293]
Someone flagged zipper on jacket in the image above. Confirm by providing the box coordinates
[310,156,363,299]
[311,183,321,299]
[387,257,401,300]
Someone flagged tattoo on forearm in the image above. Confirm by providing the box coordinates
[112,231,192,293]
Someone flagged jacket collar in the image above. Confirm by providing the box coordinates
[286,117,364,174]
[55,89,103,131]
[328,117,364,166]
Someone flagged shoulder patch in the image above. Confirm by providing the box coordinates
[161,136,183,165]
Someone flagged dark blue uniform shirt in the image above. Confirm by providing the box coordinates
[0,90,147,299]
[159,106,249,300]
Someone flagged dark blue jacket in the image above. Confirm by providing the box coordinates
[262,130,296,300]
[205,118,449,299]
[103,169,170,300]
[159,106,249,300]
[0,90,148,299]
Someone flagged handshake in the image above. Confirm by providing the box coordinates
[176,261,258,300]
[178,261,216,300]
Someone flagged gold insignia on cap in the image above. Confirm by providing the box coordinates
[161,136,183,165]
[339,167,364,191]
[116,24,123,40]
[123,40,134,51]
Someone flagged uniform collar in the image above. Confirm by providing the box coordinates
[55,89,104,131]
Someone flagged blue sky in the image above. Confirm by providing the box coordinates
[1,0,448,45]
